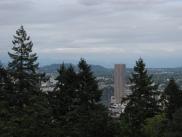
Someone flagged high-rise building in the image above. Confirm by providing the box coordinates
[114,64,126,104]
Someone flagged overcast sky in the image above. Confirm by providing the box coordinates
[0,0,182,67]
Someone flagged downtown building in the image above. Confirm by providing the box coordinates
[109,64,126,118]
[113,64,126,104]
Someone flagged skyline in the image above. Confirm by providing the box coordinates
[1,0,182,67]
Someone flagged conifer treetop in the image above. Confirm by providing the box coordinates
[8,26,40,91]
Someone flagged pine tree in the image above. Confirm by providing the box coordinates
[72,59,116,137]
[1,26,52,137]
[77,58,102,106]
[53,64,78,115]
[162,79,182,119]
[49,59,118,137]
[49,64,78,136]
[123,58,160,137]
[8,26,40,92]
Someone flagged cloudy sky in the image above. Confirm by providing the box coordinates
[0,0,182,67]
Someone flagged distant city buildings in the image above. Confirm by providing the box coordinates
[41,77,56,92]
[39,63,182,118]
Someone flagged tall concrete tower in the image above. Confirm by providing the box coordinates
[114,64,126,104]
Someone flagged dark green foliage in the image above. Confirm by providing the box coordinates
[71,105,119,137]
[49,59,118,137]
[8,26,40,92]
[53,64,78,114]
[0,26,53,137]
[77,58,102,106]
[73,59,117,137]
[48,64,78,136]
[0,65,13,91]
[0,65,14,136]
[162,79,182,120]
[7,26,44,109]
[0,65,15,134]
[122,58,160,137]
[165,108,182,137]
[0,92,52,137]
[143,113,167,137]
[119,115,133,137]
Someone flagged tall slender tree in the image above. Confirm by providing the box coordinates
[0,26,52,137]
[8,26,40,92]
[122,58,160,137]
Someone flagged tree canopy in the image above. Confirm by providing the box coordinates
[122,58,160,137]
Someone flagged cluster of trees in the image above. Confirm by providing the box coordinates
[0,26,182,137]
[120,58,182,137]
[0,26,119,137]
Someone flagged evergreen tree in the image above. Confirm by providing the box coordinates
[8,26,40,92]
[72,59,116,137]
[0,26,52,137]
[123,58,160,137]
[77,58,102,106]
[49,64,78,136]
[49,59,118,137]
[162,78,182,119]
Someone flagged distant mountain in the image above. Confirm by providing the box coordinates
[90,65,113,77]
[39,64,66,73]
[39,64,182,79]
[39,64,113,77]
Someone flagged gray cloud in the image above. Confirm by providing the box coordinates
[0,0,33,11]
[0,0,182,67]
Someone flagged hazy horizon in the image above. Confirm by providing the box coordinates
[2,58,182,69]
[1,0,182,68]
